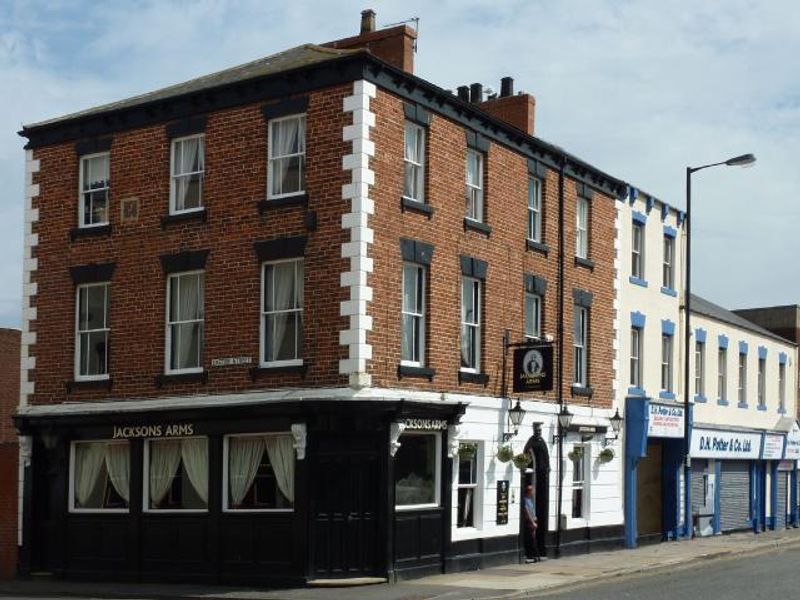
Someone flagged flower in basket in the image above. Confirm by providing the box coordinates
[567,446,584,462]
[496,445,514,463]
[458,442,478,459]
[512,452,532,469]
[598,447,615,463]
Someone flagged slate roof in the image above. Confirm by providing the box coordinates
[691,294,796,346]
[26,44,359,129]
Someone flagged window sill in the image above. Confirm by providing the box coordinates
[401,197,434,218]
[694,394,707,403]
[526,239,549,255]
[463,218,492,236]
[627,386,647,397]
[70,224,111,241]
[250,363,308,380]
[66,378,112,393]
[161,208,207,228]
[717,398,729,406]
[458,370,489,385]
[778,406,787,415]
[155,370,208,387]
[398,365,436,381]
[661,286,678,297]
[571,385,593,397]
[737,401,749,409]
[757,404,767,412]
[258,193,308,213]
[659,391,676,400]
[574,256,595,270]
[629,276,648,288]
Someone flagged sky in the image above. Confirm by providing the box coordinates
[1,0,799,328]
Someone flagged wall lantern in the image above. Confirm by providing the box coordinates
[502,399,526,442]
[552,405,573,443]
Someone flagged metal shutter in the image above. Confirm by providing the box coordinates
[691,460,707,514]
[777,472,788,529]
[720,461,750,532]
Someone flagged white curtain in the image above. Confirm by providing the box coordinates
[265,435,295,503]
[105,443,130,503]
[74,442,106,507]
[149,440,182,507]
[228,437,266,507]
[181,438,209,504]
[272,263,295,360]
[272,118,303,195]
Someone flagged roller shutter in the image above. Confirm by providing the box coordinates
[777,472,788,529]
[691,460,707,515]
[720,461,750,532]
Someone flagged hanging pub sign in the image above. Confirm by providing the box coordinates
[496,480,509,525]
[513,345,554,392]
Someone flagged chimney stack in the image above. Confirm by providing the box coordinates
[478,77,536,135]
[456,86,470,102]
[360,9,376,33]
[469,83,483,104]
[500,76,514,98]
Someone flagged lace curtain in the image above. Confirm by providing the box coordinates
[228,435,295,507]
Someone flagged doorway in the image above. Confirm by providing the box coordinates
[637,442,663,543]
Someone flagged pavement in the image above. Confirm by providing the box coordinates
[1,528,799,600]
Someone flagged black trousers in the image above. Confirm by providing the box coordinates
[524,523,539,559]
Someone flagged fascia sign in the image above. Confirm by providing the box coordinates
[690,428,761,460]
[647,404,684,438]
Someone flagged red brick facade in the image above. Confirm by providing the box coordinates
[0,328,20,579]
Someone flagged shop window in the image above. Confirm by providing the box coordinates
[460,277,481,372]
[224,434,295,511]
[70,441,130,512]
[261,259,304,366]
[527,177,542,243]
[571,444,590,520]
[166,271,204,373]
[79,152,110,227]
[403,121,426,203]
[465,149,484,222]
[146,437,208,511]
[401,262,426,366]
[395,432,440,509]
[268,114,306,199]
[170,134,205,213]
[456,442,480,528]
[75,282,110,380]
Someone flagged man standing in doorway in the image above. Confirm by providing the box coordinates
[523,485,540,563]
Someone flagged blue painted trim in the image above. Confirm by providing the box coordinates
[659,390,676,400]
[791,470,799,527]
[695,328,707,343]
[629,276,649,288]
[713,460,722,534]
[663,224,677,238]
[628,386,647,396]
[629,186,639,202]
[717,397,729,406]
[662,319,676,336]
[624,397,650,548]
[718,334,729,349]
[750,462,759,532]
[694,394,707,403]
[632,211,647,225]
[646,197,655,213]
[661,203,670,221]
[738,400,749,409]
[779,352,788,364]
[660,286,677,297]
[770,462,778,530]
[757,404,767,411]
[677,210,686,226]
[683,404,694,538]
[631,311,647,328]
[739,340,749,355]
[758,345,768,360]
[760,462,767,532]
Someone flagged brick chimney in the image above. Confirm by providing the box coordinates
[323,9,417,74]
[477,77,536,136]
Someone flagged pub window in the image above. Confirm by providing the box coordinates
[525,291,542,340]
[456,442,480,528]
[261,259,304,366]
[75,282,110,380]
[573,305,589,386]
[465,149,484,222]
[401,262,426,366]
[460,276,481,372]
[166,271,204,373]
[79,152,110,227]
[395,432,440,509]
[571,443,590,520]
[224,433,295,511]
[268,114,306,199]
[145,437,208,511]
[170,134,205,214]
[70,440,130,512]
[576,196,589,259]
[403,121,426,203]
[527,177,542,243]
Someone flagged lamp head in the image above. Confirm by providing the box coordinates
[609,408,624,435]
[557,406,574,430]
[725,153,756,168]
[508,399,526,429]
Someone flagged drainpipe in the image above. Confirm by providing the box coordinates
[555,156,566,558]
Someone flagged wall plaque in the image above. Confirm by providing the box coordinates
[496,480,509,525]
[211,356,253,367]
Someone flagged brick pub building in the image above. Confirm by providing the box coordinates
[0,329,20,579]
[15,11,627,585]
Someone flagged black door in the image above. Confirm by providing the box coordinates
[310,434,380,579]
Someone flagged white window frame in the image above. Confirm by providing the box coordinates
[454,441,482,530]
[465,149,484,222]
[143,436,209,514]
[267,113,306,200]
[74,282,110,381]
[78,151,110,228]
[401,262,426,367]
[631,222,644,279]
[738,352,747,404]
[169,133,205,214]
[663,235,675,289]
[260,258,304,368]
[718,347,728,401]
[395,431,442,511]
[460,277,481,373]
[68,440,130,514]
[570,442,590,523]
[524,291,542,340]
[630,327,642,388]
[661,334,673,393]
[573,305,588,386]
[576,196,589,258]
[695,341,706,397]
[527,177,542,242]
[165,270,205,375]
[222,432,295,513]
[758,357,766,408]
[403,121,426,203]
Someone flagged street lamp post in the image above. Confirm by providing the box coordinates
[683,153,755,537]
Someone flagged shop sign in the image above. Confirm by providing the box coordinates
[496,480,509,525]
[785,423,800,460]
[513,345,554,392]
[762,434,785,460]
[112,423,195,439]
[211,356,252,367]
[647,404,684,438]
[690,428,761,459]
[402,418,448,431]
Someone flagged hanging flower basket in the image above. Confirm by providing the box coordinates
[567,446,584,462]
[598,447,615,463]
[496,445,514,463]
[458,443,478,460]
[512,452,532,469]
